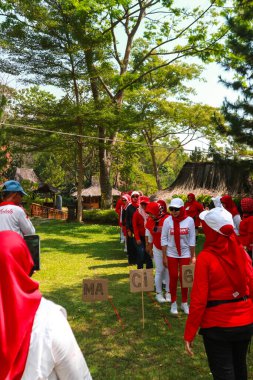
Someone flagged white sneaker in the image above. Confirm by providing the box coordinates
[165,292,171,302]
[155,293,166,303]
[181,302,189,315]
[170,301,178,315]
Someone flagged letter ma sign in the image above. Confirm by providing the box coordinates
[82,279,108,302]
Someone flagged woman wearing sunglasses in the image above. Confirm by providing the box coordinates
[161,198,196,315]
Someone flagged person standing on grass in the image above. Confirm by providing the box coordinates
[145,201,171,303]
[0,230,92,380]
[0,180,35,236]
[184,193,204,240]
[161,198,196,315]
[132,196,153,269]
[120,193,131,253]
[239,197,253,259]
[115,192,125,243]
[125,191,140,265]
[184,207,253,380]
[220,194,241,235]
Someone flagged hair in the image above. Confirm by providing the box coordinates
[2,191,22,200]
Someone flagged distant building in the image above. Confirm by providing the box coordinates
[71,179,121,209]
[153,161,253,201]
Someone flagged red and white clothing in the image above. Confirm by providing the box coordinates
[185,193,204,228]
[145,202,170,294]
[0,201,35,236]
[220,195,241,235]
[161,213,195,303]
[0,230,92,380]
[23,298,92,380]
[161,216,195,258]
[184,247,253,342]
[239,216,253,252]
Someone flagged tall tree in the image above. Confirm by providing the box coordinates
[220,0,253,146]
[0,0,228,208]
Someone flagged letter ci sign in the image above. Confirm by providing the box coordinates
[130,269,154,293]
[82,279,108,302]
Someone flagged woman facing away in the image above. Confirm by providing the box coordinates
[184,207,253,380]
[161,198,196,315]
[0,230,92,380]
[220,194,241,235]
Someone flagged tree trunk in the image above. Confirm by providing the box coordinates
[99,126,112,209]
[76,135,84,222]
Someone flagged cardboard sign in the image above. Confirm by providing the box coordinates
[182,264,195,288]
[130,269,154,293]
[82,279,108,302]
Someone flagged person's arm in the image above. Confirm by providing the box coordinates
[18,209,36,236]
[233,214,241,234]
[161,218,169,267]
[184,253,209,354]
[52,309,92,380]
[188,218,196,263]
[132,212,141,244]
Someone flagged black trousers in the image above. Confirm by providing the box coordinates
[135,237,153,270]
[203,336,250,380]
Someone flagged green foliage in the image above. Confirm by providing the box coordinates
[220,0,253,147]
[83,209,118,225]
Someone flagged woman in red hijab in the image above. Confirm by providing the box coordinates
[220,194,241,235]
[184,193,204,237]
[239,197,253,259]
[0,230,92,380]
[184,207,253,380]
[161,198,196,315]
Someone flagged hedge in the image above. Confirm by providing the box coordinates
[82,209,118,225]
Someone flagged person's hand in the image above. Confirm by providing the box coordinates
[184,340,194,357]
[136,240,141,245]
[191,256,196,265]
[163,255,168,267]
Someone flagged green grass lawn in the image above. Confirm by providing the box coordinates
[32,219,253,380]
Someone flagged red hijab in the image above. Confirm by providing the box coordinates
[171,207,188,256]
[220,195,239,217]
[202,221,248,297]
[0,231,42,380]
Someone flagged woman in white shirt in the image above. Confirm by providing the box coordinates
[0,230,92,380]
[161,198,196,315]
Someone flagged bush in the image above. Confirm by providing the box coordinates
[82,209,118,225]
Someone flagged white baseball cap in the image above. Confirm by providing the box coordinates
[199,207,234,233]
[168,198,184,208]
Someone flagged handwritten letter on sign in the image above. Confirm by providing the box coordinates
[182,264,195,288]
[130,269,154,293]
[82,279,108,302]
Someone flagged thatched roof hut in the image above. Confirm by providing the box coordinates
[153,161,253,200]
[71,185,121,209]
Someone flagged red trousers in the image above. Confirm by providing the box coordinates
[167,257,191,303]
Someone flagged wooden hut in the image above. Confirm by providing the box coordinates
[153,161,253,201]
[71,184,121,209]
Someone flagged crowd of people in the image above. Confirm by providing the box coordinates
[115,190,253,379]
[1,178,253,379]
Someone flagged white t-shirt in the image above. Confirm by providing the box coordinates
[0,204,35,236]
[22,298,92,380]
[161,215,195,258]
